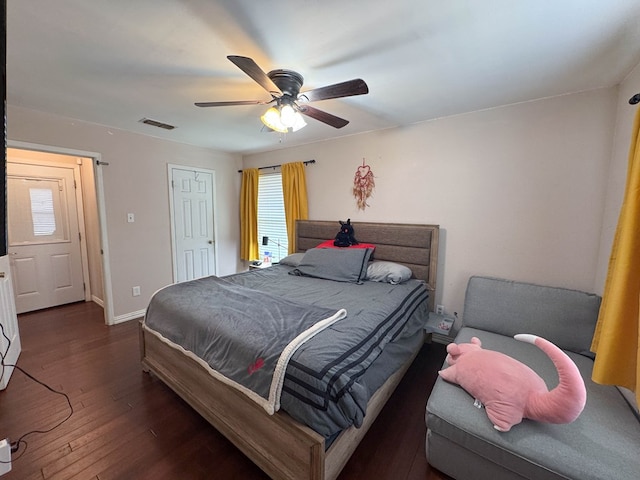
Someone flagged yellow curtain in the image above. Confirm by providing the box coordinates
[281,162,309,254]
[591,107,640,405]
[240,168,259,261]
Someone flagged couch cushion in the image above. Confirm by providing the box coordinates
[462,276,601,355]
[426,327,640,480]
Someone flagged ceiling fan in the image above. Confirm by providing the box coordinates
[195,55,369,132]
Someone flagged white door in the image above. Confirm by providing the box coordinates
[169,166,217,282]
[7,163,85,313]
[0,256,21,390]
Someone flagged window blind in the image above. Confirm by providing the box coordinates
[257,173,288,262]
[29,188,57,236]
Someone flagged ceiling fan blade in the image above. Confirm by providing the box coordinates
[298,79,368,103]
[227,55,281,95]
[195,100,269,107]
[298,105,349,129]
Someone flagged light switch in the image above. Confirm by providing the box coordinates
[127,213,135,223]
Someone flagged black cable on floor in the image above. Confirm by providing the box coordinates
[0,322,74,462]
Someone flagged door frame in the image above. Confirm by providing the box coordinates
[167,164,219,283]
[7,140,114,325]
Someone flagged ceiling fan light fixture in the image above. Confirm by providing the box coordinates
[291,112,307,132]
[279,104,296,127]
[197,56,368,131]
[260,107,287,133]
[260,104,307,133]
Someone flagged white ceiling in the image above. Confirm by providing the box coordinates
[7,1,640,155]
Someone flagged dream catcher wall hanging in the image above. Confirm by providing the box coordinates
[353,158,375,210]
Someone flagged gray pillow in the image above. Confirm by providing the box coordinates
[293,247,374,283]
[278,252,304,267]
[366,261,412,284]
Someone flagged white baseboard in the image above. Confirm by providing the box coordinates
[91,295,104,308]
[112,309,146,324]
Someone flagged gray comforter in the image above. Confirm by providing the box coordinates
[144,275,346,414]
[144,264,430,438]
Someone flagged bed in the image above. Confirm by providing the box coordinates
[139,220,439,480]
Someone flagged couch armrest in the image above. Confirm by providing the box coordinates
[462,276,601,355]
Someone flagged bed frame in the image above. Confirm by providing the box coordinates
[140,220,439,480]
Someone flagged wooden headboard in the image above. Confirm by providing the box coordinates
[295,220,439,312]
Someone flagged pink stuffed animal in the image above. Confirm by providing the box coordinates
[438,334,587,432]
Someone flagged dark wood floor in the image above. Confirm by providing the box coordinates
[0,302,451,480]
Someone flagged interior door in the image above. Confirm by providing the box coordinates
[0,256,21,390]
[169,166,217,282]
[7,163,85,313]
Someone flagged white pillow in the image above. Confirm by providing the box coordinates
[366,261,412,284]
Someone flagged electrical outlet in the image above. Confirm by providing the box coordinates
[132,286,141,297]
[0,438,11,475]
[127,213,135,223]
[436,304,444,315]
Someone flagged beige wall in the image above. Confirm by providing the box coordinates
[244,88,618,317]
[7,105,242,322]
[7,79,635,323]
[595,62,640,292]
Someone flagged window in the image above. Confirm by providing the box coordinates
[30,188,57,236]
[8,177,67,245]
[257,173,288,262]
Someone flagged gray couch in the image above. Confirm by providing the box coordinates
[426,276,640,480]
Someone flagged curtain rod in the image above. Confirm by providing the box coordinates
[238,159,315,173]
[629,93,640,105]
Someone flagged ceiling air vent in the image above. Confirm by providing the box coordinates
[139,117,176,130]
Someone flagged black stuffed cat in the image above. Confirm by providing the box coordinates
[333,219,359,247]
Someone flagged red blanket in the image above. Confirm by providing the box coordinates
[316,239,376,250]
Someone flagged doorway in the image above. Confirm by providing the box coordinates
[7,142,109,323]
[7,161,85,313]
[168,165,218,282]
